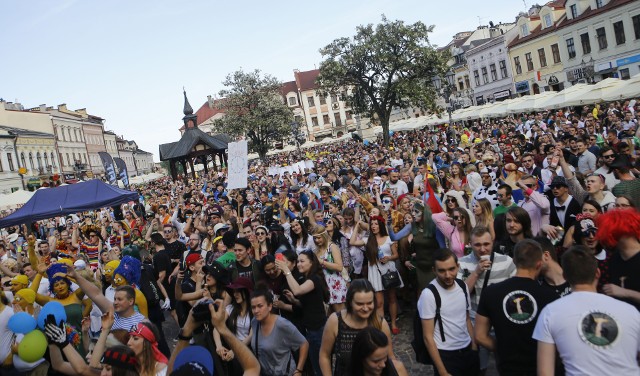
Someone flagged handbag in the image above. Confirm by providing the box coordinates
[376,264,401,289]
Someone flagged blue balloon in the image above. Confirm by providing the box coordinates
[364,140,370,146]
[389,131,394,136]
[8,312,37,334]
[37,301,67,330]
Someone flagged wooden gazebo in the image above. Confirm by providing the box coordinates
[159,91,230,181]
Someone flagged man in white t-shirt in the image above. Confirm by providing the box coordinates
[385,170,408,199]
[533,247,640,376]
[418,248,479,376]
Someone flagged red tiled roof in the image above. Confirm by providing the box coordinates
[294,69,320,91]
[281,80,298,96]
[547,0,566,8]
[196,99,226,126]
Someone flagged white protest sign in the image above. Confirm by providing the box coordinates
[227,140,248,189]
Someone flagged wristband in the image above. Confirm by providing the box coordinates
[285,271,292,276]
[178,330,192,341]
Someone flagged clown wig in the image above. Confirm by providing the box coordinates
[596,209,640,249]
[46,263,72,294]
[113,256,142,286]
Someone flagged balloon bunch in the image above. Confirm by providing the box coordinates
[7,301,67,363]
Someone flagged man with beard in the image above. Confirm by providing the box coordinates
[519,154,542,181]
[384,170,409,199]
[593,146,620,189]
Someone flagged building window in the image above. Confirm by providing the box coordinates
[29,153,34,170]
[613,21,626,45]
[570,4,578,18]
[596,27,608,49]
[473,70,480,86]
[334,114,342,127]
[37,153,42,169]
[323,114,330,124]
[20,153,25,169]
[464,75,470,88]
[538,48,547,67]
[288,96,297,105]
[458,80,464,90]
[346,111,352,120]
[312,117,319,127]
[525,53,534,71]
[566,38,576,58]
[634,15,640,40]
[0,157,3,172]
[580,33,591,54]
[481,67,489,83]
[620,68,630,79]
[514,57,522,74]
[521,24,529,36]
[7,153,14,171]
[307,96,315,107]
[595,0,603,8]
[499,60,508,78]
[44,153,48,168]
[544,14,552,28]
[66,154,71,166]
[51,153,56,168]
[319,96,326,105]
[490,64,498,81]
[551,44,561,63]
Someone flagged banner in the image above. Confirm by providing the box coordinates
[114,157,130,189]
[98,152,117,185]
[227,140,248,189]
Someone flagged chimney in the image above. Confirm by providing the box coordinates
[207,95,214,109]
[58,104,67,111]
[76,108,88,117]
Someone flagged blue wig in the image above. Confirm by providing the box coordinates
[46,263,71,293]
[113,256,141,286]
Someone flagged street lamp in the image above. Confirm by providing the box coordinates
[432,70,457,136]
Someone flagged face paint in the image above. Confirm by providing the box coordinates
[381,198,392,212]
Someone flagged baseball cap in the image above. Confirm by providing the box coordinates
[171,346,213,376]
[185,253,203,267]
[213,223,230,235]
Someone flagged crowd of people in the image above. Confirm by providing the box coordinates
[0,100,639,376]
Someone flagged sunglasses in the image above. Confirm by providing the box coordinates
[445,199,457,204]
[581,228,598,237]
[256,232,267,236]
[452,216,462,221]
[602,154,616,159]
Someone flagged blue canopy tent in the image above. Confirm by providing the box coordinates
[0,180,139,228]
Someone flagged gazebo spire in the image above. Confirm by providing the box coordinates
[183,88,194,116]
[182,88,197,130]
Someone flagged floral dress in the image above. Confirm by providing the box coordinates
[319,243,347,304]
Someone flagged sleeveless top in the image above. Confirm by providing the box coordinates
[333,312,362,376]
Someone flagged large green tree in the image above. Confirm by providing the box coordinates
[214,69,294,161]
[317,16,449,146]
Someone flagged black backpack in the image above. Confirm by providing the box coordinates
[138,263,161,307]
[411,279,469,365]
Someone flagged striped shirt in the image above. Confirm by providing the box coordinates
[81,242,100,268]
[112,312,145,331]
[457,252,516,316]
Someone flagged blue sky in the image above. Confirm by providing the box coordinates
[1,0,526,161]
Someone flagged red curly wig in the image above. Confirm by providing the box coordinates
[596,209,640,249]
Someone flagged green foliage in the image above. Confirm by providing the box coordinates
[317,15,449,146]
[214,69,294,161]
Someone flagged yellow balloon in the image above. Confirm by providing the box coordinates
[18,330,47,363]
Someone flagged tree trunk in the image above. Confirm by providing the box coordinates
[381,117,390,146]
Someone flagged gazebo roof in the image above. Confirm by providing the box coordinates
[159,91,230,161]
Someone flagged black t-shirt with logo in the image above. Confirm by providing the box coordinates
[608,251,640,311]
[477,276,558,375]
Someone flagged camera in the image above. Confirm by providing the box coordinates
[192,299,218,322]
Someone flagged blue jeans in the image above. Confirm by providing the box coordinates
[305,326,324,376]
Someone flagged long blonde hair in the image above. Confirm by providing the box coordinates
[475,198,494,228]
